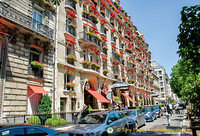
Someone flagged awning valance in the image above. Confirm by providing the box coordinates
[122,93,137,103]
[87,88,110,103]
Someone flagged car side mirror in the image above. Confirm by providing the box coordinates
[107,119,112,124]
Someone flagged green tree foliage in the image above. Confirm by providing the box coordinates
[171,5,200,117]
[38,94,52,121]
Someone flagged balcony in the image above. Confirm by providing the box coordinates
[79,31,101,48]
[65,0,76,10]
[103,48,107,55]
[66,25,76,36]
[0,2,54,39]
[82,12,98,24]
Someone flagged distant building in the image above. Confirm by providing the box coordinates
[151,61,173,104]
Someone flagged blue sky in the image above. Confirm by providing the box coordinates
[120,0,200,76]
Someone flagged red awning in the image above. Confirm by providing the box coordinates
[112,96,122,104]
[101,19,108,24]
[28,85,48,95]
[122,93,137,103]
[67,10,77,18]
[89,5,97,10]
[66,39,77,44]
[87,88,110,103]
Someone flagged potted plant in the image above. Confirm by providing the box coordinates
[100,10,105,16]
[103,69,109,76]
[91,62,101,70]
[31,61,45,70]
[82,60,91,68]
[104,27,108,31]
[90,14,99,24]
[114,73,119,79]
[66,82,75,88]
[113,36,118,39]
[128,79,134,84]
[110,20,115,26]
[125,48,132,53]
[114,96,120,103]
[68,23,77,29]
[103,46,108,50]
[66,55,76,64]
[114,51,122,57]
[122,77,126,82]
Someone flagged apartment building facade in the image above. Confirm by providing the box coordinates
[55,0,154,112]
[0,0,55,122]
[152,61,173,104]
[152,71,160,104]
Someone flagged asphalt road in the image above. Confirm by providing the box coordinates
[129,110,192,136]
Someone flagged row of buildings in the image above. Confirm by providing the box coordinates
[0,0,178,122]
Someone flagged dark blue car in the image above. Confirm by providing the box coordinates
[153,106,163,118]
[144,107,156,122]
[0,125,68,136]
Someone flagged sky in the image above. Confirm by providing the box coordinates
[120,0,200,76]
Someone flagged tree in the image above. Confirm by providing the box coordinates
[172,5,200,117]
[38,94,52,121]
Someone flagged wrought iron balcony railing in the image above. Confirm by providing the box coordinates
[0,2,54,39]
[79,31,101,47]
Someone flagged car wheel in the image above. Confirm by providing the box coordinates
[101,132,108,136]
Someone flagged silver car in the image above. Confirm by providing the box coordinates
[65,111,129,136]
[124,109,146,129]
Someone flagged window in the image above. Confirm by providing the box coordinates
[32,7,43,31]
[159,71,162,75]
[159,76,162,80]
[83,50,89,61]
[0,128,24,136]
[64,73,74,91]
[160,82,163,86]
[105,8,110,19]
[26,128,48,136]
[29,47,41,64]
[161,88,164,92]
[162,93,165,98]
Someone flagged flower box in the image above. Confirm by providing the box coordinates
[114,51,122,57]
[90,14,99,24]
[122,77,126,82]
[66,82,75,88]
[103,46,108,50]
[83,10,90,15]
[100,10,105,15]
[125,48,132,53]
[113,36,118,39]
[114,73,119,79]
[103,69,109,75]
[104,27,108,31]
[128,79,134,84]
[91,62,101,69]
[68,23,77,29]
[31,61,45,69]
[110,20,115,26]
[66,55,76,61]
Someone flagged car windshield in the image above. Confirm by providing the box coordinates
[153,106,159,110]
[79,114,107,124]
[124,111,136,116]
[145,108,152,112]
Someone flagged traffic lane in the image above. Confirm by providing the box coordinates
[129,112,186,136]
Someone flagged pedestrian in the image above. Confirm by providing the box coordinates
[165,104,171,126]
[80,104,89,119]
[124,105,128,110]
[175,103,180,114]
[169,103,173,115]
[101,105,105,111]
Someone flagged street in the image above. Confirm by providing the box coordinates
[130,110,192,136]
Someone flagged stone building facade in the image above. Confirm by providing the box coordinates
[55,0,154,112]
[152,61,173,104]
[0,0,55,122]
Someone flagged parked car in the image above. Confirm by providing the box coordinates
[153,106,163,118]
[0,124,68,136]
[124,109,145,129]
[64,111,129,136]
[144,107,156,122]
